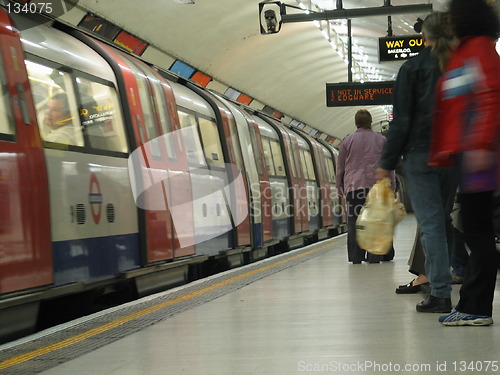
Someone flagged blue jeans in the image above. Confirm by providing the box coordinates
[403,152,459,298]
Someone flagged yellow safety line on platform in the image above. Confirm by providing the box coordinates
[0,240,338,370]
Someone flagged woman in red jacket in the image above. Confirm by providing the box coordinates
[430,0,500,326]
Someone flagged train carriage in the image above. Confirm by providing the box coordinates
[0,7,345,344]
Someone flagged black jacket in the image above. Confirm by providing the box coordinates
[379,46,443,170]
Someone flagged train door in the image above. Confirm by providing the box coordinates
[281,128,308,234]
[253,116,291,240]
[88,41,176,264]
[310,141,333,228]
[295,134,321,232]
[0,9,52,293]
[186,84,251,249]
[120,55,196,259]
[147,68,195,258]
[247,120,273,244]
[321,145,341,228]
[212,95,264,248]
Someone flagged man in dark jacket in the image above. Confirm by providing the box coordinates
[376,12,459,313]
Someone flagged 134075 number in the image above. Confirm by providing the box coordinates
[6,2,53,14]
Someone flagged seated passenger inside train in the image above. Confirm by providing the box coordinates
[43,93,76,145]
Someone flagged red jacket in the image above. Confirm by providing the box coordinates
[429,36,500,190]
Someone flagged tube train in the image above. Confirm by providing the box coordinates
[0,8,350,343]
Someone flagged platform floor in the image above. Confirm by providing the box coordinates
[2,215,500,375]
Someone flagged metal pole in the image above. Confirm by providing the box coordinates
[348,19,352,82]
[281,4,432,23]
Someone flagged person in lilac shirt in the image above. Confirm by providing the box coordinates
[336,109,394,264]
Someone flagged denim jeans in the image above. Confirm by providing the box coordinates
[403,152,459,298]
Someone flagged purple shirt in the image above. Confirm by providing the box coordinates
[336,128,390,194]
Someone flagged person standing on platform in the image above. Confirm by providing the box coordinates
[430,0,500,326]
[376,12,459,313]
[336,109,394,264]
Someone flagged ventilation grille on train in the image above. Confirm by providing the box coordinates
[75,204,86,225]
[107,203,115,223]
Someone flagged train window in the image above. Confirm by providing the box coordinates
[25,60,84,147]
[291,147,303,178]
[286,137,299,177]
[121,56,176,160]
[326,156,336,184]
[149,78,176,161]
[0,57,15,140]
[303,149,316,180]
[75,77,128,153]
[226,118,244,170]
[248,125,264,176]
[199,117,224,165]
[283,137,297,178]
[177,109,206,166]
[315,150,327,181]
[261,138,276,176]
[120,57,158,143]
[270,140,286,177]
[299,150,307,178]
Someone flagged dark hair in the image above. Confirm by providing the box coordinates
[449,0,500,39]
[51,92,70,112]
[354,109,372,129]
[422,12,455,72]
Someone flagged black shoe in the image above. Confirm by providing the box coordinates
[395,280,429,294]
[416,295,451,313]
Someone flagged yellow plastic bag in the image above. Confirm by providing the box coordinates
[356,178,406,255]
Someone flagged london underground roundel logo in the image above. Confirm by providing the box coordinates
[89,173,102,225]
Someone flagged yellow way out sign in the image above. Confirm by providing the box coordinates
[378,35,424,62]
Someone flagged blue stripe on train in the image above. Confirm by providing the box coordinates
[252,222,263,248]
[52,233,140,286]
[273,217,292,240]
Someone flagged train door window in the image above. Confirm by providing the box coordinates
[261,138,276,176]
[177,109,206,166]
[25,60,83,147]
[315,150,327,182]
[149,77,176,161]
[120,57,158,144]
[291,147,303,178]
[326,155,336,184]
[75,76,128,153]
[248,125,264,176]
[0,56,15,141]
[226,118,244,170]
[282,137,297,178]
[270,140,286,177]
[127,59,176,160]
[303,149,316,180]
[198,116,224,165]
[299,149,312,180]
